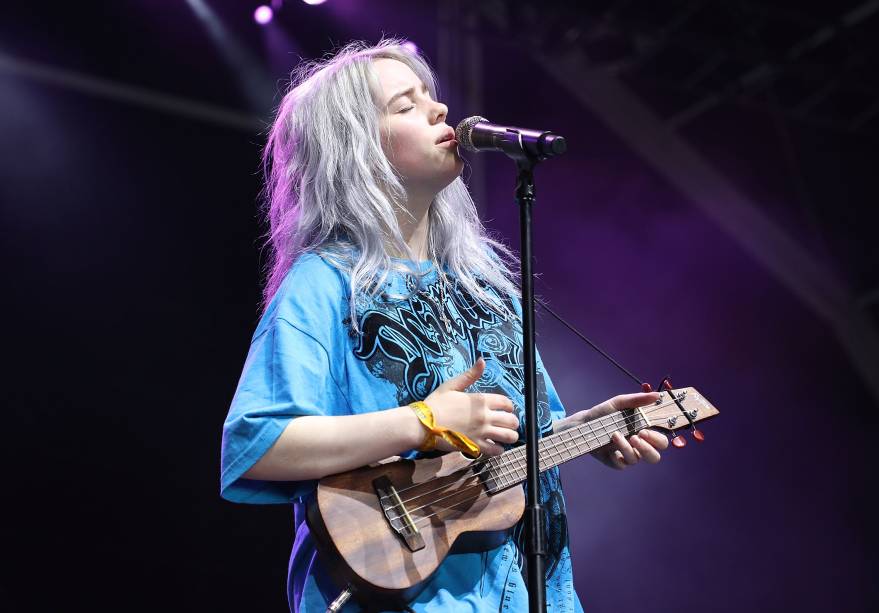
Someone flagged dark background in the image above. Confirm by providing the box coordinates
[2,1,877,611]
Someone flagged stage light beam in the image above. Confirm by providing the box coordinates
[185,0,275,113]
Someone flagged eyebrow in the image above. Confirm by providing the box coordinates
[385,83,429,107]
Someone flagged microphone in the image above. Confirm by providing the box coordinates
[454,116,567,160]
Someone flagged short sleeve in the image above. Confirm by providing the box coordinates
[220,317,348,504]
[537,350,567,422]
[506,288,568,422]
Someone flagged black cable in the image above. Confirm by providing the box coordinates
[535,298,645,387]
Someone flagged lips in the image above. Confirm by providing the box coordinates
[436,128,456,145]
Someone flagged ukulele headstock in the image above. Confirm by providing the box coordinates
[642,387,719,432]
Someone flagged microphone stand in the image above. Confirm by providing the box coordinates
[514,154,546,613]
[458,118,565,612]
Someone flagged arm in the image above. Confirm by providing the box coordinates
[243,357,519,482]
[243,405,424,481]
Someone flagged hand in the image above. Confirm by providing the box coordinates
[555,392,669,470]
[422,358,519,456]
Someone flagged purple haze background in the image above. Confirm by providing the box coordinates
[471,44,872,612]
[0,1,875,611]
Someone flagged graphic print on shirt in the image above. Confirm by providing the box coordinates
[351,273,570,580]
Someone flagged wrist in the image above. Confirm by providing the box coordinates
[398,405,429,449]
[407,400,480,458]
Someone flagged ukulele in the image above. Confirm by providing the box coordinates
[307,387,718,608]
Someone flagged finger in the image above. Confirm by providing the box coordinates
[487,426,520,445]
[489,410,519,431]
[630,435,661,464]
[437,358,486,392]
[480,393,515,412]
[591,448,623,470]
[612,432,638,465]
[638,429,669,451]
[611,449,628,470]
[480,440,505,457]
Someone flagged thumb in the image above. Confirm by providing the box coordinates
[438,357,486,392]
[608,391,661,412]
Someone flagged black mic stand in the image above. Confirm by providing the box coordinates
[462,119,565,612]
[515,154,547,613]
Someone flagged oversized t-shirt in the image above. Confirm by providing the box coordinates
[221,253,584,612]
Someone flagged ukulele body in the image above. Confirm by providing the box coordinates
[306,452,525,608]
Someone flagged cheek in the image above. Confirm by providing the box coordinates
[383,130,427,178]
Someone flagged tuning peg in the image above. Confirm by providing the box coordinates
[670,429,687,448]
[691,428,705,442]
[662,378,673,391]
[641,382,653,393]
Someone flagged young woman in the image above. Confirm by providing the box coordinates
[220,40,668,612]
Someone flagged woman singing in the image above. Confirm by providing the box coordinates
[220,39,668,612]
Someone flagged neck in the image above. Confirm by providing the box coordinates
[395,192,433,261]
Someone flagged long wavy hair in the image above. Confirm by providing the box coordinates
[260,39,519,329]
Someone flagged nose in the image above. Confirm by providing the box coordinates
[430,100,448,125]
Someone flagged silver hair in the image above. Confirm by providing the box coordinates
[260,39,519,330]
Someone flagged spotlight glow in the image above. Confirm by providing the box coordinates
[303,0,327,5]
[254,5,273,24]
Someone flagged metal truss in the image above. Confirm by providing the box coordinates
[484,0,879,133]
[475,0,879,402]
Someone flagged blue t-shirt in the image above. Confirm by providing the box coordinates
[221,253,584,612]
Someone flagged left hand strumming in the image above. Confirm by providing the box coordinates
[554,392,669,470]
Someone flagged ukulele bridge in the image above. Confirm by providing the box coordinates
[373,475,426,552]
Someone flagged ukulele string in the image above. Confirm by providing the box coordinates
[401,410,650,522]
[386,399,682,523]
[385,398,678,510]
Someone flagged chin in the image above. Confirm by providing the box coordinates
[448,157,465,181]
[428,160,463,189]
[437,169,463,193]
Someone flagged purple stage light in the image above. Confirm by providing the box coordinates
[254,5,273,25]
[402,40,418,54]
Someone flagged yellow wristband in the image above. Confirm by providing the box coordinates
[416,423,437,452]
[409,401,481,458]
[409,401,439,452]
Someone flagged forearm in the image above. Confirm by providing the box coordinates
[552,416,579,433]
[242,406,425,482]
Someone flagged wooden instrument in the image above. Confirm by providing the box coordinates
[307,387,719,608]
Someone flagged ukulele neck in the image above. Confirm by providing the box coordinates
[481,408,649,493]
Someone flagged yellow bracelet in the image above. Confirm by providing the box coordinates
[409,401,481,458]
[409,401,440,452]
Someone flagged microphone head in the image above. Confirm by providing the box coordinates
[454,116,488,153]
